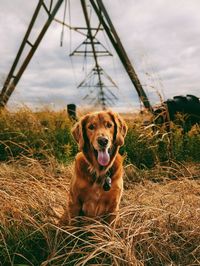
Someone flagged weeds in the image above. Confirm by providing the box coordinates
[0,159,200,265]
[0,108,77,163]
[0,108,200,265]
[0,108,199,168]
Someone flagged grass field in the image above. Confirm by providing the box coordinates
[0,108,200,265]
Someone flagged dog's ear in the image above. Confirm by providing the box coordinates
[108,111,128,146]
[71,115,89,150]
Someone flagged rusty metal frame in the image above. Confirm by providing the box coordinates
[0,0,64,107]
[89,0,154,113]
[0,0,154,113]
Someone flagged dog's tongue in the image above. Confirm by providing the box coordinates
[97,149,110,166]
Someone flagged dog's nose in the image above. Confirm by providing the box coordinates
[98,137,108,147]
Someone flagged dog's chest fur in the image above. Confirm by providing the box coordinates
[71,152,124,219]
[81,182,120,217]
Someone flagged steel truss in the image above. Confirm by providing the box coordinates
[0,0,64,107]
[0,0,153,113]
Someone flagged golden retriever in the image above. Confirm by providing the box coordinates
[62,110,127,224]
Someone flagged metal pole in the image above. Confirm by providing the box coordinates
[89,0,154,113]
[80,0,106,109]
[0,0,64,107]
[0,0,43,99]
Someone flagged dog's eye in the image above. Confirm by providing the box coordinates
[106,122,113,128]
[88,124,95,130]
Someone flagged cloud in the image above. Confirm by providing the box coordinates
[0,0,200,112]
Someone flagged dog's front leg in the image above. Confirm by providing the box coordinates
[68,193,82,219]
[105,188,122,225]
[59,192,82,225]
[105,204,119,225]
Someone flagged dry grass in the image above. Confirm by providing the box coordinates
[1,158,200,265]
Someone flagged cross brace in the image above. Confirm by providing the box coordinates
[88,0,154,113]
[0,0,154,113]
[0,0,64,107]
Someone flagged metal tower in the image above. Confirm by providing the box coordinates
[0,0,153,113]
[70,0,118,109]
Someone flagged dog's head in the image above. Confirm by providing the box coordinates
[72,111,127,167]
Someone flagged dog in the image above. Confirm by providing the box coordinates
[63,110,127,224]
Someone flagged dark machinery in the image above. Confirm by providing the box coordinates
[154,94,200,130]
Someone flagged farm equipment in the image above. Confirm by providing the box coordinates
[154,94,200,131]
[0,0,199,128]
[0,0,152,112]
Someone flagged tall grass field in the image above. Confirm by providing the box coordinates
[0,108,200,265]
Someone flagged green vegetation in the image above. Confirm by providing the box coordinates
[0,108,199,167]
[0,108,77,163]
[0,108,200,265]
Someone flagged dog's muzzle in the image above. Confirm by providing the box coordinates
[97,136,109,148]
[96,137,110,166]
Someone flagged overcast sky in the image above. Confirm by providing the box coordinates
[0,0,200,112]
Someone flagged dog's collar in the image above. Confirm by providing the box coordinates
[92,167,113,191]
[103,175,112,191]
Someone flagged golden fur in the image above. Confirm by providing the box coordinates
[62,110,127,224]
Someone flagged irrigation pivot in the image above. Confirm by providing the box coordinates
[0,0,153,113]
